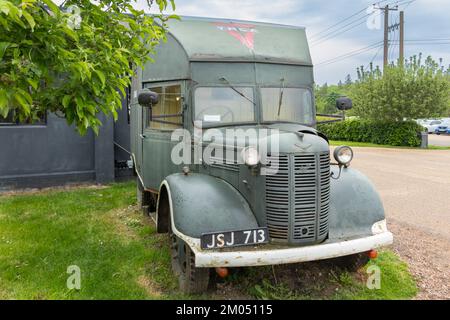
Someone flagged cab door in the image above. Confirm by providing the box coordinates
[141,82,185,191]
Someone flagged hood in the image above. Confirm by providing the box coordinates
[199,124,329,155]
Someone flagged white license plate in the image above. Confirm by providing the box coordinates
[201,228,269,250]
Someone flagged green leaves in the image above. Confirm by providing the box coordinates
[318,119,424,147]
[40,0,59,15]
[0,0,173,134]
[21,10,35,30]
[0,41,9,59]
[352,55,450,121]
[94,70,106,88]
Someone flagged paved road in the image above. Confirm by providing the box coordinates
[428,134,450,147]
[349,147,450,299]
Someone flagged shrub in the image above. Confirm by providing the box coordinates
[318,119,425,147]
[351,55,450,121]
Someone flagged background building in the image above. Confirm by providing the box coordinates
[0,97,133,191]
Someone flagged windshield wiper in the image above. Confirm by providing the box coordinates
[277,78,285,117]
[220,77,255,105]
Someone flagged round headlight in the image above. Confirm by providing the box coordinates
[241,147,260,166]
[333,146,353,166]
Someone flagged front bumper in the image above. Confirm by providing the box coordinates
[191,232,393,268]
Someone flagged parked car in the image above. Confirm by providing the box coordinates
[425,120,443,134]
[435,120,450,135]
[435,125,449,135]
[416,119,430,126]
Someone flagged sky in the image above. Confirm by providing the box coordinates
[132,0,450,85]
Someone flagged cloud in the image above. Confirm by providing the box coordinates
[141,0,307,25]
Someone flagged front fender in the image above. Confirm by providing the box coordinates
[159,173,259,238]
[329,167,386,240]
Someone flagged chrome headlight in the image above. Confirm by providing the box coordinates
[333,146,354,166]
[241,147,260,166]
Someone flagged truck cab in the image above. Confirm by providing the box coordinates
[130,16,393,294]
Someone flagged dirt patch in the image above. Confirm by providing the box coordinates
[102,205,150,242]
[212,261,369,300]
[137,275,163,298]
[389,219,450,300]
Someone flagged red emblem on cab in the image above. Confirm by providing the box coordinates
[214,22,257,50]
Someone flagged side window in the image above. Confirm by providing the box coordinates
[147,85,182,130]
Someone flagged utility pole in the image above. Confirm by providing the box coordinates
[376,5,398,67]
[383,5,389,66]
[399,11,405,65]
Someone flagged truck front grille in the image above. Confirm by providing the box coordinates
[265,152,330,245]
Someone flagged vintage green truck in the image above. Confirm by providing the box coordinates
[130,16,393,293]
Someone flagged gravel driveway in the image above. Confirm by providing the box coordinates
[349,147,450,299]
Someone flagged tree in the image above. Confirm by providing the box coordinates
[315,83,351,115]
[0,0,175,134]
[351,55,450,121]
[344,74,352,85]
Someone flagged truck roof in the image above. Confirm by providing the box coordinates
[165,16,312,65]
[173,15,306,30]
[142,16,313,82]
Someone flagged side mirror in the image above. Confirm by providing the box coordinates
[336,97,353,111]
[138,89,159,107]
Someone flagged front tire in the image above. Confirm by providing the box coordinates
[169,224,210,294]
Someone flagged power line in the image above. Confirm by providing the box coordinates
[399,38,450,42]
[309,8,367,40]
[315,42,383,67]
[311,13,377,47]
[313,0,417,68]
[310,0,393,41]
[311,0,407,48]
[388,17,399,63]
[364,45,384,71]
[398,42,450,45]
[399,0,417,9]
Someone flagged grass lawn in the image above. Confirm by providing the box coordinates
[330,140,450,150]
[317,116,341,123]
[0,182,417,300]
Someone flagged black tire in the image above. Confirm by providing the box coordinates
[330,253,370,272]
[169,224,210,294]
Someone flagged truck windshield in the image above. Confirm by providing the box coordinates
[261,87,314,125]
[194,87,255,125]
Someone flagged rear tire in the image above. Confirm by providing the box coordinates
[169,224,211,294]
[330,253,370,272]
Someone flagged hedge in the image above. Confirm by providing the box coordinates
[317,119,425,147]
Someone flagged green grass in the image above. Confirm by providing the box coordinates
[0,182,183,299]
[330,140,450,150]
[222,250,417,300]
[317,116,341,122]
[0,183,417,300]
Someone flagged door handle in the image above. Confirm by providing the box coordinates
[140,134,147,139]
